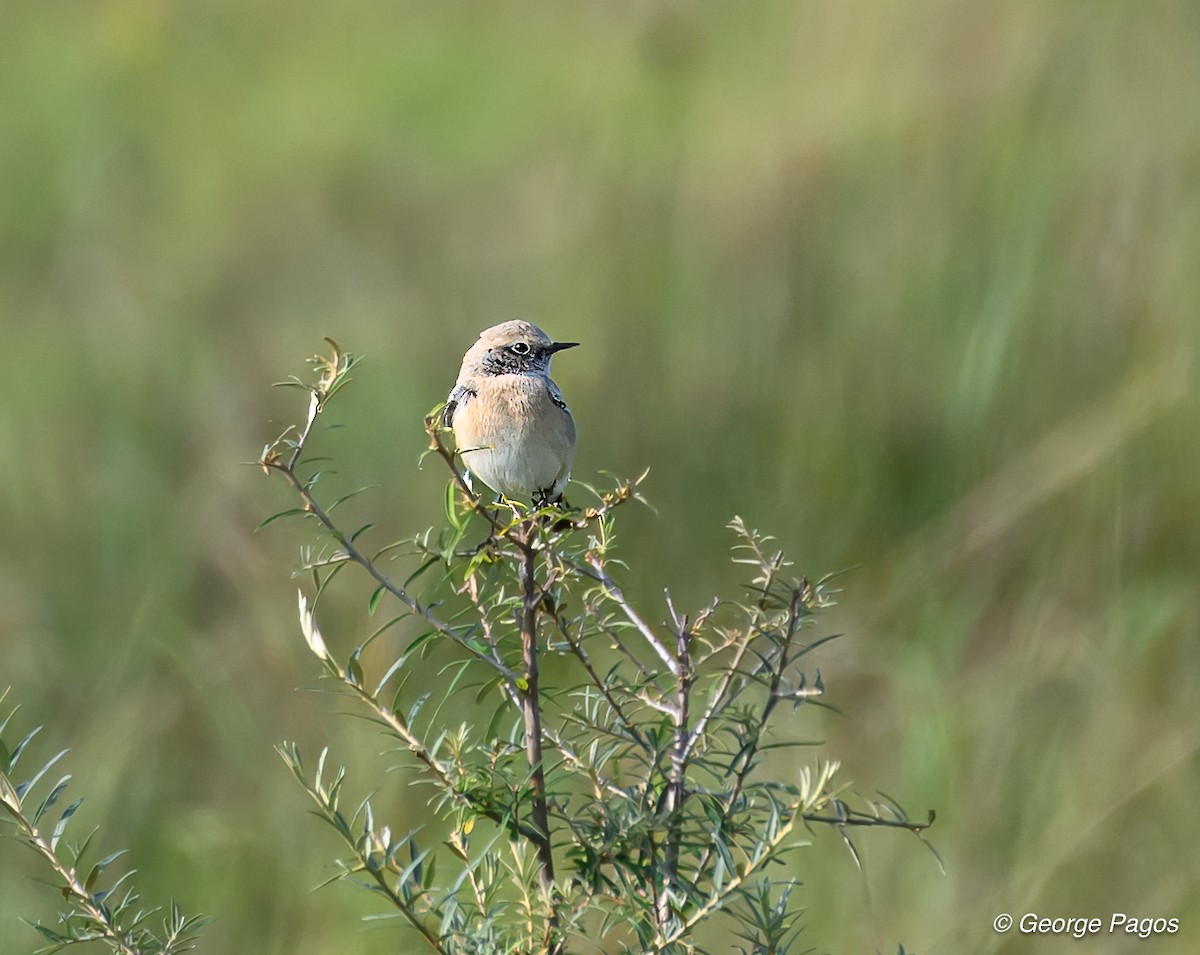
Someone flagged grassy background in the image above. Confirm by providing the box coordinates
[2,2,1198,952]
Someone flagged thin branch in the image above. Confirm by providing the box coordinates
[690,583,812,882]
[298,591,544,846]
[539,726,635,804]
[594,621,654,681]
[288,770,450,954]
[264,416,519,685]
[447,829,490,915]
[516,531,556,888]
[646,805,804,954]
[580,556,679,676]
[657,600,693,927]
[684,632,752,763]
[802,806,935,832]
[513,526,561,955]
[548,610,647,752]
[0,786,141,955]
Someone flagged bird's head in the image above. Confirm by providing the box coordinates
[463,320,579,378]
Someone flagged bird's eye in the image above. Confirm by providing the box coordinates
[509,342,531,355]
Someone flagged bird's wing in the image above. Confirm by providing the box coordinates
[443,383,477,428]
[546,380,571,415]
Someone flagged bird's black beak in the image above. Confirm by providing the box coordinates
[549,340,580,353]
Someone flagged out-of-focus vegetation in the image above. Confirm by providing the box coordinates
[1,2,1196,953]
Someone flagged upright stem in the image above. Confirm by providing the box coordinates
[658,619,690,927]
[516,521,559,951]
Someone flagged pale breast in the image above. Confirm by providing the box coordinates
[451,374,574,498]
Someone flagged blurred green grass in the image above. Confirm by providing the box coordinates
[2,1,1198,952]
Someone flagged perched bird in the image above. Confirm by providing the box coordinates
[444,321,578,504]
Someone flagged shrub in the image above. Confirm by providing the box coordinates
[258,341,935,954]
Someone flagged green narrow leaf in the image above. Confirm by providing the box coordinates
[276,742,303,781]
[9,725,42,769]
[464,636,493,660]
[313,560,349,603]
[373,655,408,698]
[712,852,727,892]
[473,675,503,704]
[391,677,409,718]
[367,612,409,643]
[314,745,329,783]
[16,748,67,802]
[444,481,462,531]
[406,693,432,727]
[712,835,735,876]
[425,661,472,727]
[72,827,99,867]
[371,539,408,561]
[409,838,423,886]
[32,776,71,825]
[85,850,127,893]
[26,922,70,944]
[255,508,310,530]
[367,585,386,617]
[402,557,439,589]
[329,485,378,511]
[0,700,17,739]
[445,521,468,563]
[345,650,364,689]
[404,630,439,656]
[484,699,513,743]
